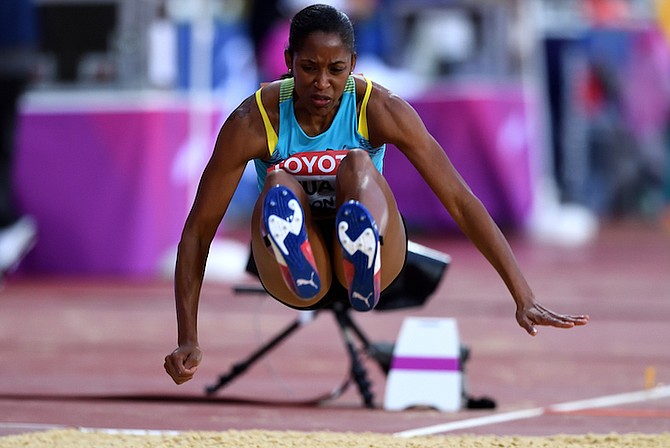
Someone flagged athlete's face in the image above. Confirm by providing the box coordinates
[286,31,356,117]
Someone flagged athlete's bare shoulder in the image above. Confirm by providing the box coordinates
[351,74,406,113]
[227,94,257,124]
[352,75,422,148]
[215,82,282,162]
[224,80,281,126]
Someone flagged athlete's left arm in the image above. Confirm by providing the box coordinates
[365,84,589,335]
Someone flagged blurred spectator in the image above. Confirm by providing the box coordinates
[580,4,670,218]
[0,0,38,276]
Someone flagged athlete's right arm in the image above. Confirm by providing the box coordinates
[164,93,270,384]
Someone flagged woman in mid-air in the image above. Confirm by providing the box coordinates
[164,3,589,385]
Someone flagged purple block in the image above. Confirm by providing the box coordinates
[391,356,460,372]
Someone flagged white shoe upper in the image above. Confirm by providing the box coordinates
[266,199,304,256]
[337,221,378,270]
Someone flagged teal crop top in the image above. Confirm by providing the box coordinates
[253,75,386,213]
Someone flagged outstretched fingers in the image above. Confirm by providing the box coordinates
[560,313,590,325]
[518,303,590,336]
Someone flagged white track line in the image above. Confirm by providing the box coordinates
[0,422,182,437]
[4,386,669,439]
[79,427,181,436]
[0,422,65,431]
[393,385,670,438]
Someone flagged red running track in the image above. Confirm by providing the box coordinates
[1,220,669,437]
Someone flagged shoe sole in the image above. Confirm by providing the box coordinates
[263,186,320,299]
[337,200,380,311]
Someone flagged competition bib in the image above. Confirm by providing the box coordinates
[268,149,348,212]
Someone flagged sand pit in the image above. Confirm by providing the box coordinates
[1,429,669,448]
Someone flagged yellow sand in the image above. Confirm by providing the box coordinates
[1,429,669,448]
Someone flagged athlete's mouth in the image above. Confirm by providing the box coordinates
[311,94,331,108]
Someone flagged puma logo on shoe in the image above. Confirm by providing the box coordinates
[351,291,373,309]
[295,271,319,290]
[336,201,381,311]
[263,186,321,300]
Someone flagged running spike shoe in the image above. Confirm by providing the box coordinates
[263,185,321,299]
[336,200,381,311]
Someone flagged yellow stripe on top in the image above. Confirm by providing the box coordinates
[255,88,278,156]
[357,77,373,140]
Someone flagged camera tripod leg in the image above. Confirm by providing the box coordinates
[205,317,305,396]
[332,303,375,408]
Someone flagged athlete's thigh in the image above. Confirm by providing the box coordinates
[332,166,407,290]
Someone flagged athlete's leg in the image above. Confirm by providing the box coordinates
[251,169,332,308]
[334,149,407,310]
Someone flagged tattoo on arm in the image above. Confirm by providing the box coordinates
[229,96,254,122]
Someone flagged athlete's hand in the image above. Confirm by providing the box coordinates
[516,301,589,336]
[164,344,203,385]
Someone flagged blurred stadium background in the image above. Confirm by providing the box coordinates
[11,0,670,279]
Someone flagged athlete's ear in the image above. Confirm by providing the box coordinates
[285,50,293,74]
[350,52,357,73]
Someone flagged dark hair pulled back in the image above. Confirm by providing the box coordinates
[287,4,355,56]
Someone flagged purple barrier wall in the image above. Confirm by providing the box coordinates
[385,85,536,233]
[15,99,220,276]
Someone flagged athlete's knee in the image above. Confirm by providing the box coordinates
[337,149,376,186]
[340,148,373,171]
[265,168,293,187]
[264,169,307,202]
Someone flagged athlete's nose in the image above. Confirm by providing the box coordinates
[314,71,329,90]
